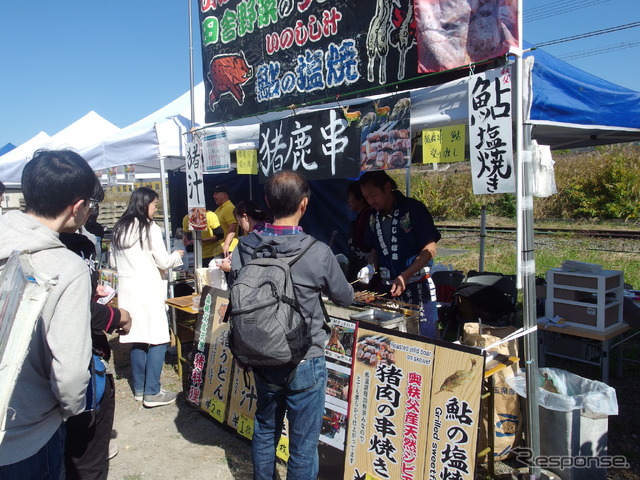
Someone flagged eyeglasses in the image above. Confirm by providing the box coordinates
[87,198,99,213]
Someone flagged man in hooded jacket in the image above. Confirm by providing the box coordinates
[230,170,353,480]
[0,150,94,479]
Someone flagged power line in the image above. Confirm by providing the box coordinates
[558,40,640,61]
[532,21,640,48]
[524,0,612,23]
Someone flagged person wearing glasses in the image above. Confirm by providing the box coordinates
[111,187,184,408]
[0,149,95,479]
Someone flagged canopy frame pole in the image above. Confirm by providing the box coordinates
[515,0,542,476]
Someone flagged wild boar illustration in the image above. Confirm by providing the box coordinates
[208,53,253,110]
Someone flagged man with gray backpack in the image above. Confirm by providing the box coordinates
[229,170,353,480]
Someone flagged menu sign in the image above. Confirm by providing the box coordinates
[344,327,483,480]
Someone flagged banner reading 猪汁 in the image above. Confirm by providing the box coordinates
[344,327,483,480]
[468,66,515,194]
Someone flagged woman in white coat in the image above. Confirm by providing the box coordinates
[111,187,184,408]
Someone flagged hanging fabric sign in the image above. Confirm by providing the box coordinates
[422,125,466,164]
[202,131,231,173]
[468,67,515,194]
[414,0,518,73]
[185,139,208,231]
[199,0,420,123]
[258,109,360,182]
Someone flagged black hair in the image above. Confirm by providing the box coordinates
[347,180,365,201]
[112,187,159,250]
[233,200,269,222]
[21,149,96,219]
[92,176,105,203]
[358,170,398,191]
[0,181,5,196]
[265,170,310,219]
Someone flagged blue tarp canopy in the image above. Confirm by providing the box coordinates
[0,143,15,157]
[525,45,640,149]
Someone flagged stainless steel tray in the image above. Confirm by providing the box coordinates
[349,308,405,325]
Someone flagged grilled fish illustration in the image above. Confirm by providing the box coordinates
[436,358,477,393]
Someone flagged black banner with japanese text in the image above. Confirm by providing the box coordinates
[258,108,361,182]
[199,0,419,123]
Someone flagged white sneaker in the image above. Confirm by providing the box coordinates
[143,389,177,408]
[134,394,143,402]
[108,442,119,460]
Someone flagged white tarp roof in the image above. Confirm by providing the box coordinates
[78,83,206,173]
[0,112,120,184]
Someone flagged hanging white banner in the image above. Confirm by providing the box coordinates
[468,67,515,194]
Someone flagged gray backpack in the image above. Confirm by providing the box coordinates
[228,240,316,369]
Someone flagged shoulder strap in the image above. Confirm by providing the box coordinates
[286,238,317,267]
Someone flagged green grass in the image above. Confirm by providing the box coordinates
[438,230,640,290]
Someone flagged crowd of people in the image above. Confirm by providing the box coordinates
[0,149,441,480]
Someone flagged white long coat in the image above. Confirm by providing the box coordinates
[112,220,183,345]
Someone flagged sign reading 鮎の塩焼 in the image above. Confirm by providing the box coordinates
[344,327,483,480]
[468,67,515,194]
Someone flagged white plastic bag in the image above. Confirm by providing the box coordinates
[207,266,228,291]
[506,367,618,415]
[531,140,558,198]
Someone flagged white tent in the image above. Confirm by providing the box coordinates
[0,112,120,185]
[78,83,206,173]
[0,131,51,185]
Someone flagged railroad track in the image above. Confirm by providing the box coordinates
[438,224,640,240]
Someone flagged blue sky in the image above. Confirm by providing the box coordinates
[1,0,638,148]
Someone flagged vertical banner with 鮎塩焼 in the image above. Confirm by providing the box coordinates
[422,125,466,164]
[236,149,258,175]
[187,287,233,423]
[185,139,207,231]
[202,131,231,173]
[425,348,484,480]
[468,66,515,194]
[344,328,435,480]
[414,0,518,73]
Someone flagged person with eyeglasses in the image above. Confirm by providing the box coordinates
[0,149,95,479]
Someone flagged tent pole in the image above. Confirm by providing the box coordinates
[516,0,541,476]
[479,206,486,272]
[160,156,171,252]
